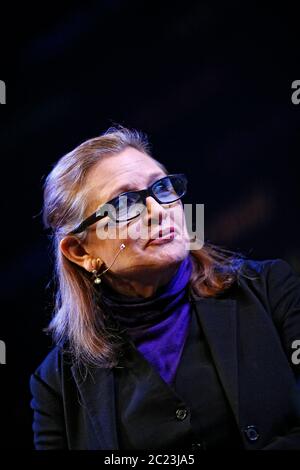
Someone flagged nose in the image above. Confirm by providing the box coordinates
[144,196,166,226]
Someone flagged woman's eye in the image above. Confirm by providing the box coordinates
[157,182,171,192]
[117,196,129,209]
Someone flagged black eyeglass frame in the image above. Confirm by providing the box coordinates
[70,173,187,234]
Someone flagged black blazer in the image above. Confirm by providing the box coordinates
[30,258,300,450]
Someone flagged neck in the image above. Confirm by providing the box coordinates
[103,263,181,299]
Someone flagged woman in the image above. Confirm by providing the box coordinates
[30,126,300,450]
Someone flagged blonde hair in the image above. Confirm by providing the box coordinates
[43,125,246,370]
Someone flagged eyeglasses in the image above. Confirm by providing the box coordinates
[71,173,187,234]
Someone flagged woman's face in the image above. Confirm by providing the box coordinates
[72,147,190,285]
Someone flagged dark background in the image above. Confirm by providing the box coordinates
[0,0,299,449]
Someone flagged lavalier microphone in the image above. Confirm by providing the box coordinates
[92,243,126,284]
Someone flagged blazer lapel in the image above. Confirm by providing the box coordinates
[71,364,119,450]
[191,292,240,424]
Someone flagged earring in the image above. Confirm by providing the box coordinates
[91,258,102,285]
[91,269,102,285]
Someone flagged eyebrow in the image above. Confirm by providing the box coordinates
[106,171,166,201]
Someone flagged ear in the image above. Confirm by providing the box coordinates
[60,236,94,272]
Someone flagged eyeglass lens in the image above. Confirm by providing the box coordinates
[112,175,186,222]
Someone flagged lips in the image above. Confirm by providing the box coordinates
[146,226,175,246]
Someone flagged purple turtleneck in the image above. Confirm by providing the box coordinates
[99,254,194,386]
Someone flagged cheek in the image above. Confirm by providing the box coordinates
[90,232,123,265]
[91,204,189,258]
